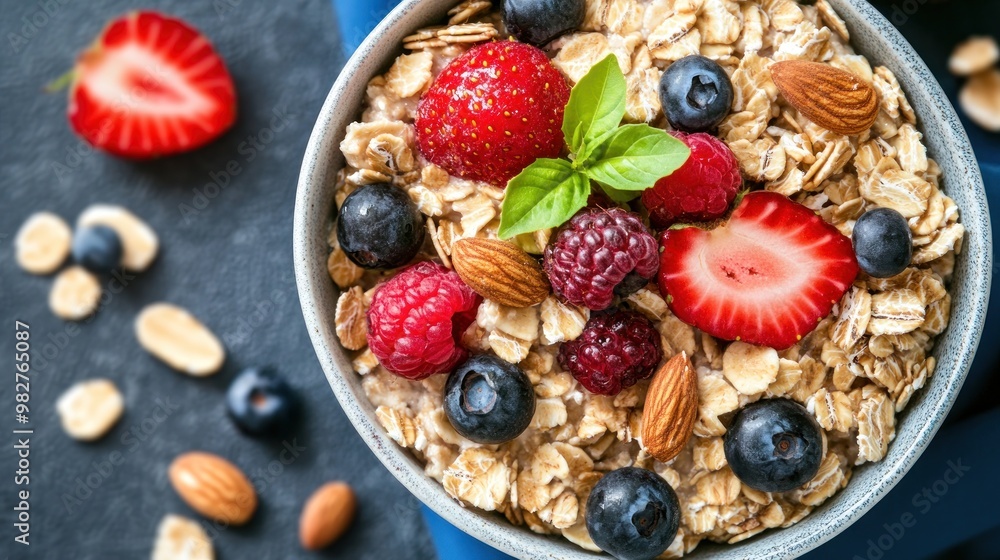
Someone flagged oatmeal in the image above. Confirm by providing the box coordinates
[327,0,964,556]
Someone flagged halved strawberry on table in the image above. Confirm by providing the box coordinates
[65,11,237,159]
[658,191,859,350]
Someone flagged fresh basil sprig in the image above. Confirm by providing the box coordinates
[498,55,690,240]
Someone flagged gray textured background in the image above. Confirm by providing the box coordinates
[0,1,436,558]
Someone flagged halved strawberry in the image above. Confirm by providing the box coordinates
[67,11,237,159]
[657,191,859,350]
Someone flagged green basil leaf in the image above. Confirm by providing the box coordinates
[562,55,627,162]
[499,159,590,239]
[599,183,642,203]
[585,124,690,191]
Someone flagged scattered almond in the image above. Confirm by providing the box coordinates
[949,36,999,76]
[56,378,124,441]
[152,514,214,560]
[49,266,101,320]
[959,68,1000,132]
[641,353,698,463]
[15,212,71,275]
[136,303,226,376]
[169,452,257,526]
[452,238,550,308]
[299,482,357,550]
[770,60,879,135]
[78,204,159,271]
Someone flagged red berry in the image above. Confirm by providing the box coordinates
[367,262,482,380]
[558,310,662,396]
[658,191,859,350]
[544,208,659,311]
[641,132,742,229]
[415,41,570,187]
[68,11,237,159]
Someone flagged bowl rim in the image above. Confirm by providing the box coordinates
[293,1,993,558]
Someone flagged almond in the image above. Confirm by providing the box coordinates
[451,238,550,308]
[770,60,879,136]
[299,482,356,550]
[641,352,698,463]
[168,452,257,525]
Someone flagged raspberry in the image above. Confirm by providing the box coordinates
[367,262,482,380]
[543,208,659,310]
[641,131,742,229]
[558,310,662,396]
[416,41,570,186]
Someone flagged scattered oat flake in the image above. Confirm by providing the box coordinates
[152,514,214,560]
[959,69,1000,132]
[78,205,159,272]
[15,212,71,275]
[49,266,101,321]
[56,378,124,441]
[949,36,999,76]
[135,303,226,376]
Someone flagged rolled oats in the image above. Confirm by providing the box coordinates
[56,378,124,441]
[948,36,999,76]
[15,212,71,275]
[49,266,101,321]
[330,0,964,553]
[959,69,1000,132]
[335,286,368,351]
[723,342,780,395]
[152,514,214,560]
[443,448,511,510]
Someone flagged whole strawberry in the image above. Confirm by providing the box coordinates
[415,41,570,186]
[641,132,742,229]
[367,262,482,380]
[558,310,662,396]
[544,208,659,311]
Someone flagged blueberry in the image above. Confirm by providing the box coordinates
[72,225,123,274]
[585,467,680,560]
[724,398,823,493]
[444,355,535,444]
[226,367,299,437]
[852,207,913,278]
[502,0,586,47]
[337,183,424,269]
[659,55,734,132]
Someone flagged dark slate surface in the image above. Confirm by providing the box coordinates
[0,1,436,558]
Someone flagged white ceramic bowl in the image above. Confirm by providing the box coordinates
[294,1,993,557]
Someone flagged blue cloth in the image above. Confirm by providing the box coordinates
[333,1,999,558]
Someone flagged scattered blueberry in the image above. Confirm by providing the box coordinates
[72,225,123,274]
[586,467,680,560]
[659,55,734,132]
[337,183,424,269]
[226,367,300,437]
[724,398,823,493]
[852,207,913,278]
[502,0,586,47]
[444,355,535,444]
